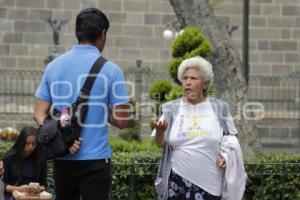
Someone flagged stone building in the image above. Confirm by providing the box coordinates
[0,0,299,152]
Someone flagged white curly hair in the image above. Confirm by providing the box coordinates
[177,56,214,86]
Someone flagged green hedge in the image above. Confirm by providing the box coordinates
[244,153,300,200]
[109,137,160,199]
[111,152,160,200]
[110,136,161,154]
[1,140,300,200]
[0,141,13,158]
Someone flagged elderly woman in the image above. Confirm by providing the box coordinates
[153,57,246,200]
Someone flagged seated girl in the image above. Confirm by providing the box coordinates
[2,126,47,200]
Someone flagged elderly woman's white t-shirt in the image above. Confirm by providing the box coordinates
[152,99,237,196]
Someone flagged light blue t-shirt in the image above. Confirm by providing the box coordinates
[35,45,129,160]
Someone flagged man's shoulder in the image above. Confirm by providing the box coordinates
[103,58,123,72]
[45,51,71,69]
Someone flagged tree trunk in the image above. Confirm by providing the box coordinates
[169,0,261,156]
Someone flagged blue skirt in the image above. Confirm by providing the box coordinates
[168,170,221,200]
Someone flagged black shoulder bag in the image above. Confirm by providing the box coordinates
[38,56,107,159]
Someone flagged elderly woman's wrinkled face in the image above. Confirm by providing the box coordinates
[182,67,209,102]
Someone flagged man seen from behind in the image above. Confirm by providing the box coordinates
[33,8,130,200]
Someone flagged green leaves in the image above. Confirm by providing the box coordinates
[172,27,211,58]
[111,144,161,200]
[149,80,173,102]
[2,140,299,199]
[0,141,13,158]
[168,27,212,83]
[244,153,300,200]
[165,86,184,101]
[109,136,161,154]
[118,97,141,142]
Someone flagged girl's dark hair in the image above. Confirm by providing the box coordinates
[75,8,110,43]
[9,126,37,157]
[3,126,44,183]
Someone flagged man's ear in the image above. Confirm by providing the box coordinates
[97,30,107,52]
[100,29,106,41]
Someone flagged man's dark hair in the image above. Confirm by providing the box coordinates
[76,8,110,43]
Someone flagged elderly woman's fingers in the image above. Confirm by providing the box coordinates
[158,120,167,127]
[217,155,226,168]
[155,120,168,131]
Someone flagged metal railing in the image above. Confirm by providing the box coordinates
[249,73,300,120]
[0,68,171,114]
[0,69,43,114]
[109,163,158,200]
[45,162,300,200]
[0,69,299,115]
[0,68,299,133]
[124,68,171,102]
[107,163,300,200]
[244,163,300,200]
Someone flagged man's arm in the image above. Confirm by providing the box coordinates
[33,98,51,126]
[108,104,130,129]
[33,98,81,154]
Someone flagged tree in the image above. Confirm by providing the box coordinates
[169,0,261,155]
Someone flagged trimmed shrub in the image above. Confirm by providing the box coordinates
[1,141,299,200]
[167,57,183,84]
[111,152,160,200]
[110,136,161,154]
[118,98,141,142]
[244,153,300,200]
[165,86,184,101]
[0,142,12,158]
[168,27,212,83]
[110,136,161,200]
[149,80,173,102]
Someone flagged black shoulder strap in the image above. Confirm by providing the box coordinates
[76,56,107,105]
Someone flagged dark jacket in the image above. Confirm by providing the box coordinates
[2,154,47,188]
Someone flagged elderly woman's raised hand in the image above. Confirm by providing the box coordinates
[154,120,168,148]
[155,120,168,134]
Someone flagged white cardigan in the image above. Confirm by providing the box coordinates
[220,135,247,200]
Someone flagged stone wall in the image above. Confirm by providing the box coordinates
[0,0,299,152]
[1,0,300,73]
[217,0,300,77]
[216,0,300,152]
[0,0,175,72]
